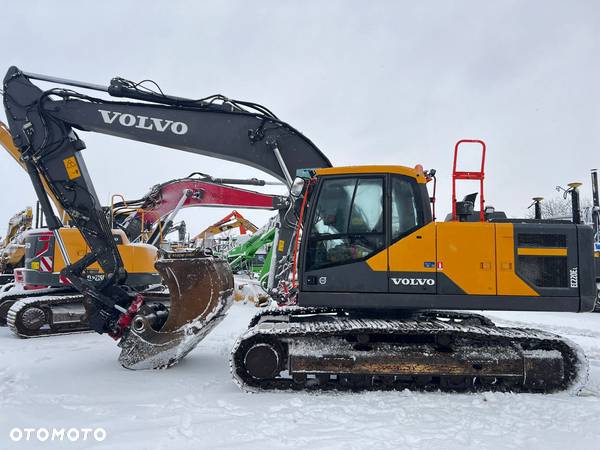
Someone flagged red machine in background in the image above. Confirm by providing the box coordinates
[112,173,284,245]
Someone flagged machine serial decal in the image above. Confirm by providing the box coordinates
[98,109,189,135]
[570,267,578,288]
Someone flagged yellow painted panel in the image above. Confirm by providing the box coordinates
[316,165,427,183]
[53,228,90,271]
[366,247,388,271]
[517,247,567,256]
[387,222,436,272]
[118,242,158,273]
[436,222,496,295]
[53,228,158,274]
[495,223,538,296]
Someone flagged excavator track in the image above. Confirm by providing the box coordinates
[231,308,587,394]
[0,287,73,326]
[6,291,171,338]
[7,294,88,337]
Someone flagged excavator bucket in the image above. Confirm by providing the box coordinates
[118,251,234,369]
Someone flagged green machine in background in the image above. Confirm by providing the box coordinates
[227,227,275,287]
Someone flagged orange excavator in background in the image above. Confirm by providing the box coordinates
[192,210,258,250]
[2,67,595,393]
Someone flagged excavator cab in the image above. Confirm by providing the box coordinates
[301,167,429,295]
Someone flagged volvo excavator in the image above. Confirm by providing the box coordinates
[2,66,595,392]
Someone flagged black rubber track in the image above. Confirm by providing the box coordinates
[232,308,584,394]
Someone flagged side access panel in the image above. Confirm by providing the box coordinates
[436,222,496,295]
[512,223,578,298]
[495,223,538,296]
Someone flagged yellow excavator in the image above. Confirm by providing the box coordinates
[0,206,33,285]
[2,67,595,393]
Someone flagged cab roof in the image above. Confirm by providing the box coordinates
[314,165,428,183]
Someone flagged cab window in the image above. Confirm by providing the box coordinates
[391,175,423,241]
[306,177,384,270]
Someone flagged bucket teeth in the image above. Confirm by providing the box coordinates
[118,252,234,369]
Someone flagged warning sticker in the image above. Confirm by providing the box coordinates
[40,256,53,272]
[278,240,285,252]
[63,156,81,180]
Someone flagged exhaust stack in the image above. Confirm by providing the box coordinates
[568,182,582,225]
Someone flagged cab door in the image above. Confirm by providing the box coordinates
[387,175,436,294]
[302,175,388,292]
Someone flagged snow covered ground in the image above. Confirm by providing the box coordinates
[1,303,600,450]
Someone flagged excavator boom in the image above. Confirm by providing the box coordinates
[2,67,331,368]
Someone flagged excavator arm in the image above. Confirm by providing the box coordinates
[2,67,331,366]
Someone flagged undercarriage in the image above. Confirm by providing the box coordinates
[231,307,587,393]
[0,286,74,327]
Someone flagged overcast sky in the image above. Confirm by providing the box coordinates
[1,0,599,237]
